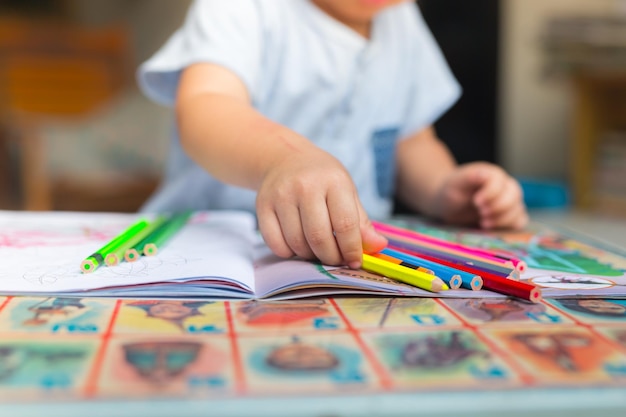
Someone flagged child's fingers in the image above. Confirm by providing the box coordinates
[473,167,507,209]
[507,207,529,229]
[478,177,524,220]
[324,190,364,268]
[443,165,486,195]
[482,203,528,230]
[256,204,295,259]
[275,201,316,260]
[478,177,528,230]
[301,194,345,266]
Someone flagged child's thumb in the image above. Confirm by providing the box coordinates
[450,164,490,192]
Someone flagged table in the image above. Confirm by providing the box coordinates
[1,212,626,417]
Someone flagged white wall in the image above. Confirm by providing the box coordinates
[499,0,621,180]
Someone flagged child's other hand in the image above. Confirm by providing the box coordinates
[437,162,528,230]
[256,149,387,268]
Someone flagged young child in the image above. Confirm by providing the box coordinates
[138,0,528,269]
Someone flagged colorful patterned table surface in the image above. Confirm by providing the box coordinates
[1,295,625,417]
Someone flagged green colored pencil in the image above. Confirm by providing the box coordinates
[80,218,150,273]
[142,211,192,256]
[124,215,169,262]
[105,216,168,266]
[129,216,171,258]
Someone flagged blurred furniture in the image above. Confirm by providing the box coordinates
[0,18,158,211]
[542,17,626,216]
[572,73,626,215]
[0,126,17,208]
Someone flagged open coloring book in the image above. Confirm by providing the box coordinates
[0,210,625,300]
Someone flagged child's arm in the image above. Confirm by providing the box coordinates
[396,126,528,229]
[176,63,386,267]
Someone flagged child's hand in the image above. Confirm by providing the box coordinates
[256,149,387,268]
[437,162,528,230]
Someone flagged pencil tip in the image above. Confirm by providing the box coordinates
[472,276,483,291]
[80,259,96,274]
[434,277,449,291]
[531,288,543,303]
[452,275,462,289]
[105,254,119,266]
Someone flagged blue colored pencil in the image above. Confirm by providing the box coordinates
[386,236,519,280]
[381,247,483,291]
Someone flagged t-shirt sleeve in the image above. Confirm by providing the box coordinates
[137,0,264,107]
[400,4,462,138]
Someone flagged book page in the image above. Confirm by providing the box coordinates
[0,210,257,296]
[253,245,438,299]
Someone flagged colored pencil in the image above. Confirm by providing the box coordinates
[361,253,449,293]
[386,235,519,280]
[373,251,462,290]
[388,244,541,302]
[124,247,142,263]
[373,221,525,271]
[377,250,463,290]
[381,247,482,291]
[124,215,169,262]
[130,217,169,257]
[127,214,183,256]
[104,217,167,266]
[80,218,150,273]
[476,272,541,303]
[140,211,192,256]
[381,230,519,278]
[374,252,435,275]
[373,221,527,272]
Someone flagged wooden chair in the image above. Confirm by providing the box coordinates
[0,18,136,210]
[0,125,16,209]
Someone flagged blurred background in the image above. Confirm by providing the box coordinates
[1,0,625,222]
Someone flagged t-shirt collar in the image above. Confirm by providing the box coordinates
[298,0,383,51]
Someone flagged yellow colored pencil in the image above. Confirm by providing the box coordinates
[361,253,449,293]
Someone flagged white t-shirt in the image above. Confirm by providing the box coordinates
[138,0,461,220]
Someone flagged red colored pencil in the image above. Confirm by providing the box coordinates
[478,272,542,303]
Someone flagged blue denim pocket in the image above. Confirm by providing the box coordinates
[371,127,400,199]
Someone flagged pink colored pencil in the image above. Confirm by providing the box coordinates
[373,221,527,272]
